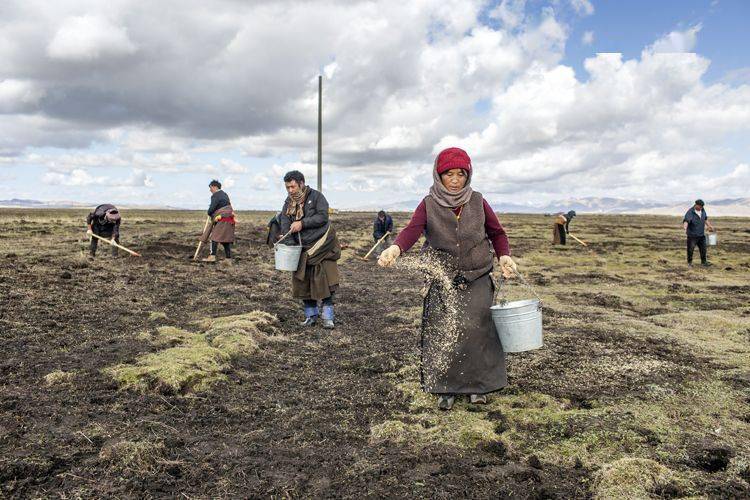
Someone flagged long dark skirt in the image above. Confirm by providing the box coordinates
[420,273,507,395]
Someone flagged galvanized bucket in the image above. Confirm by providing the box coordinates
[274,233,303,271]
[706,233,717,246]
[491,299,543,353]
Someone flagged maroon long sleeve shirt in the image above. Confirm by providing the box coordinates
[394,198,511,257]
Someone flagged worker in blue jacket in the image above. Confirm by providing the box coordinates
[682,199,715,267]
[373,210,394,258]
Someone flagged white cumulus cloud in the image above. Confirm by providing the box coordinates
[47,15,137,61]
[0,1,747,207]
[649,24,702,53]
[42,168,107,186]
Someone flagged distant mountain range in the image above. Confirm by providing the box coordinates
[350,196,750,216]
[0,198,184,210]
[3,197,749,216]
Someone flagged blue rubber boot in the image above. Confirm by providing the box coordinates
[301,303,319,327]
[321,304,335,329]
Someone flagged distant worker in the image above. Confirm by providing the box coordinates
[372,210,394,258]
[201,179,236,262]
[86,204,121,258]
[552,210,576,245]
[278,170,341,329]
[683,199,714,267]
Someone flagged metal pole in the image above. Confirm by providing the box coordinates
[317,74,322,193]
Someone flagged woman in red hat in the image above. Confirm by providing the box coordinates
[378,147,517,410]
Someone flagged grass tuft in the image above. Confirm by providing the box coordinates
[104,311,280,393]
[593,457,682,499]
[148,311,168,321]
[43,370,75,386]
[98,439,166,473]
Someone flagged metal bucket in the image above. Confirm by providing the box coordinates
[274,235,303,271]
[491,299,543,353]
[706,233,717,246]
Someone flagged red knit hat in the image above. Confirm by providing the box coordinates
[435,147,472,175]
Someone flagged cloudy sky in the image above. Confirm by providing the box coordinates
[1,0,748,209]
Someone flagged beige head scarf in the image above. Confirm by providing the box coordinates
[285,185,310,220]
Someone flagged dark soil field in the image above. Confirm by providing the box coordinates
[1,209,749,498]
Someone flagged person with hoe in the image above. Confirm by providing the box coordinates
[683,199,714,267]
[552,210,576,245]
[86,204,121,258]
[201,179,236,262]
[378,147,518,410]
[372,210,394,258]
[278,170,341,329]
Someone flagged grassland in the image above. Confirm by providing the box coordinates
[0,208,748,498]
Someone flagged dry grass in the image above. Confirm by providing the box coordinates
[148,311,168,321]
[98,439,167,474]
[593,457,683,499]
[43,370,75,386]
[104,311,280,393]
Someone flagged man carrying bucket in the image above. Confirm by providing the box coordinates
[683,199,714,267]
[278,170,341,329]
[378,147,518,411]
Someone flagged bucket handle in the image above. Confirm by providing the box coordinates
[273,228,302,248]
[495,269,542,307]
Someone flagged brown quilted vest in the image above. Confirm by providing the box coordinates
[424,191,494,282]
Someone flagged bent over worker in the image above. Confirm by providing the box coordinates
[278,170,341,329]
[378,147,518,411]
[201,179,236,262]
[372,210,394,258]
[552,210,576,245]
[86,204,121,257]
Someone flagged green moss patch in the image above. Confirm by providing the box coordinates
[104,311,280,393]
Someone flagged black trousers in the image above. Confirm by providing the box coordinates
[210,241,232,258]
[557,224,567,245]
[303,295,334,309]
[687,235,707,264]
[90,235,119,256]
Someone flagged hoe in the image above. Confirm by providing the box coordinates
[89,232,142,257]
[361,231,391,261]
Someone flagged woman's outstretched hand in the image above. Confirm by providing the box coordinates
[499,255,518,279]
[378,245,401,267]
